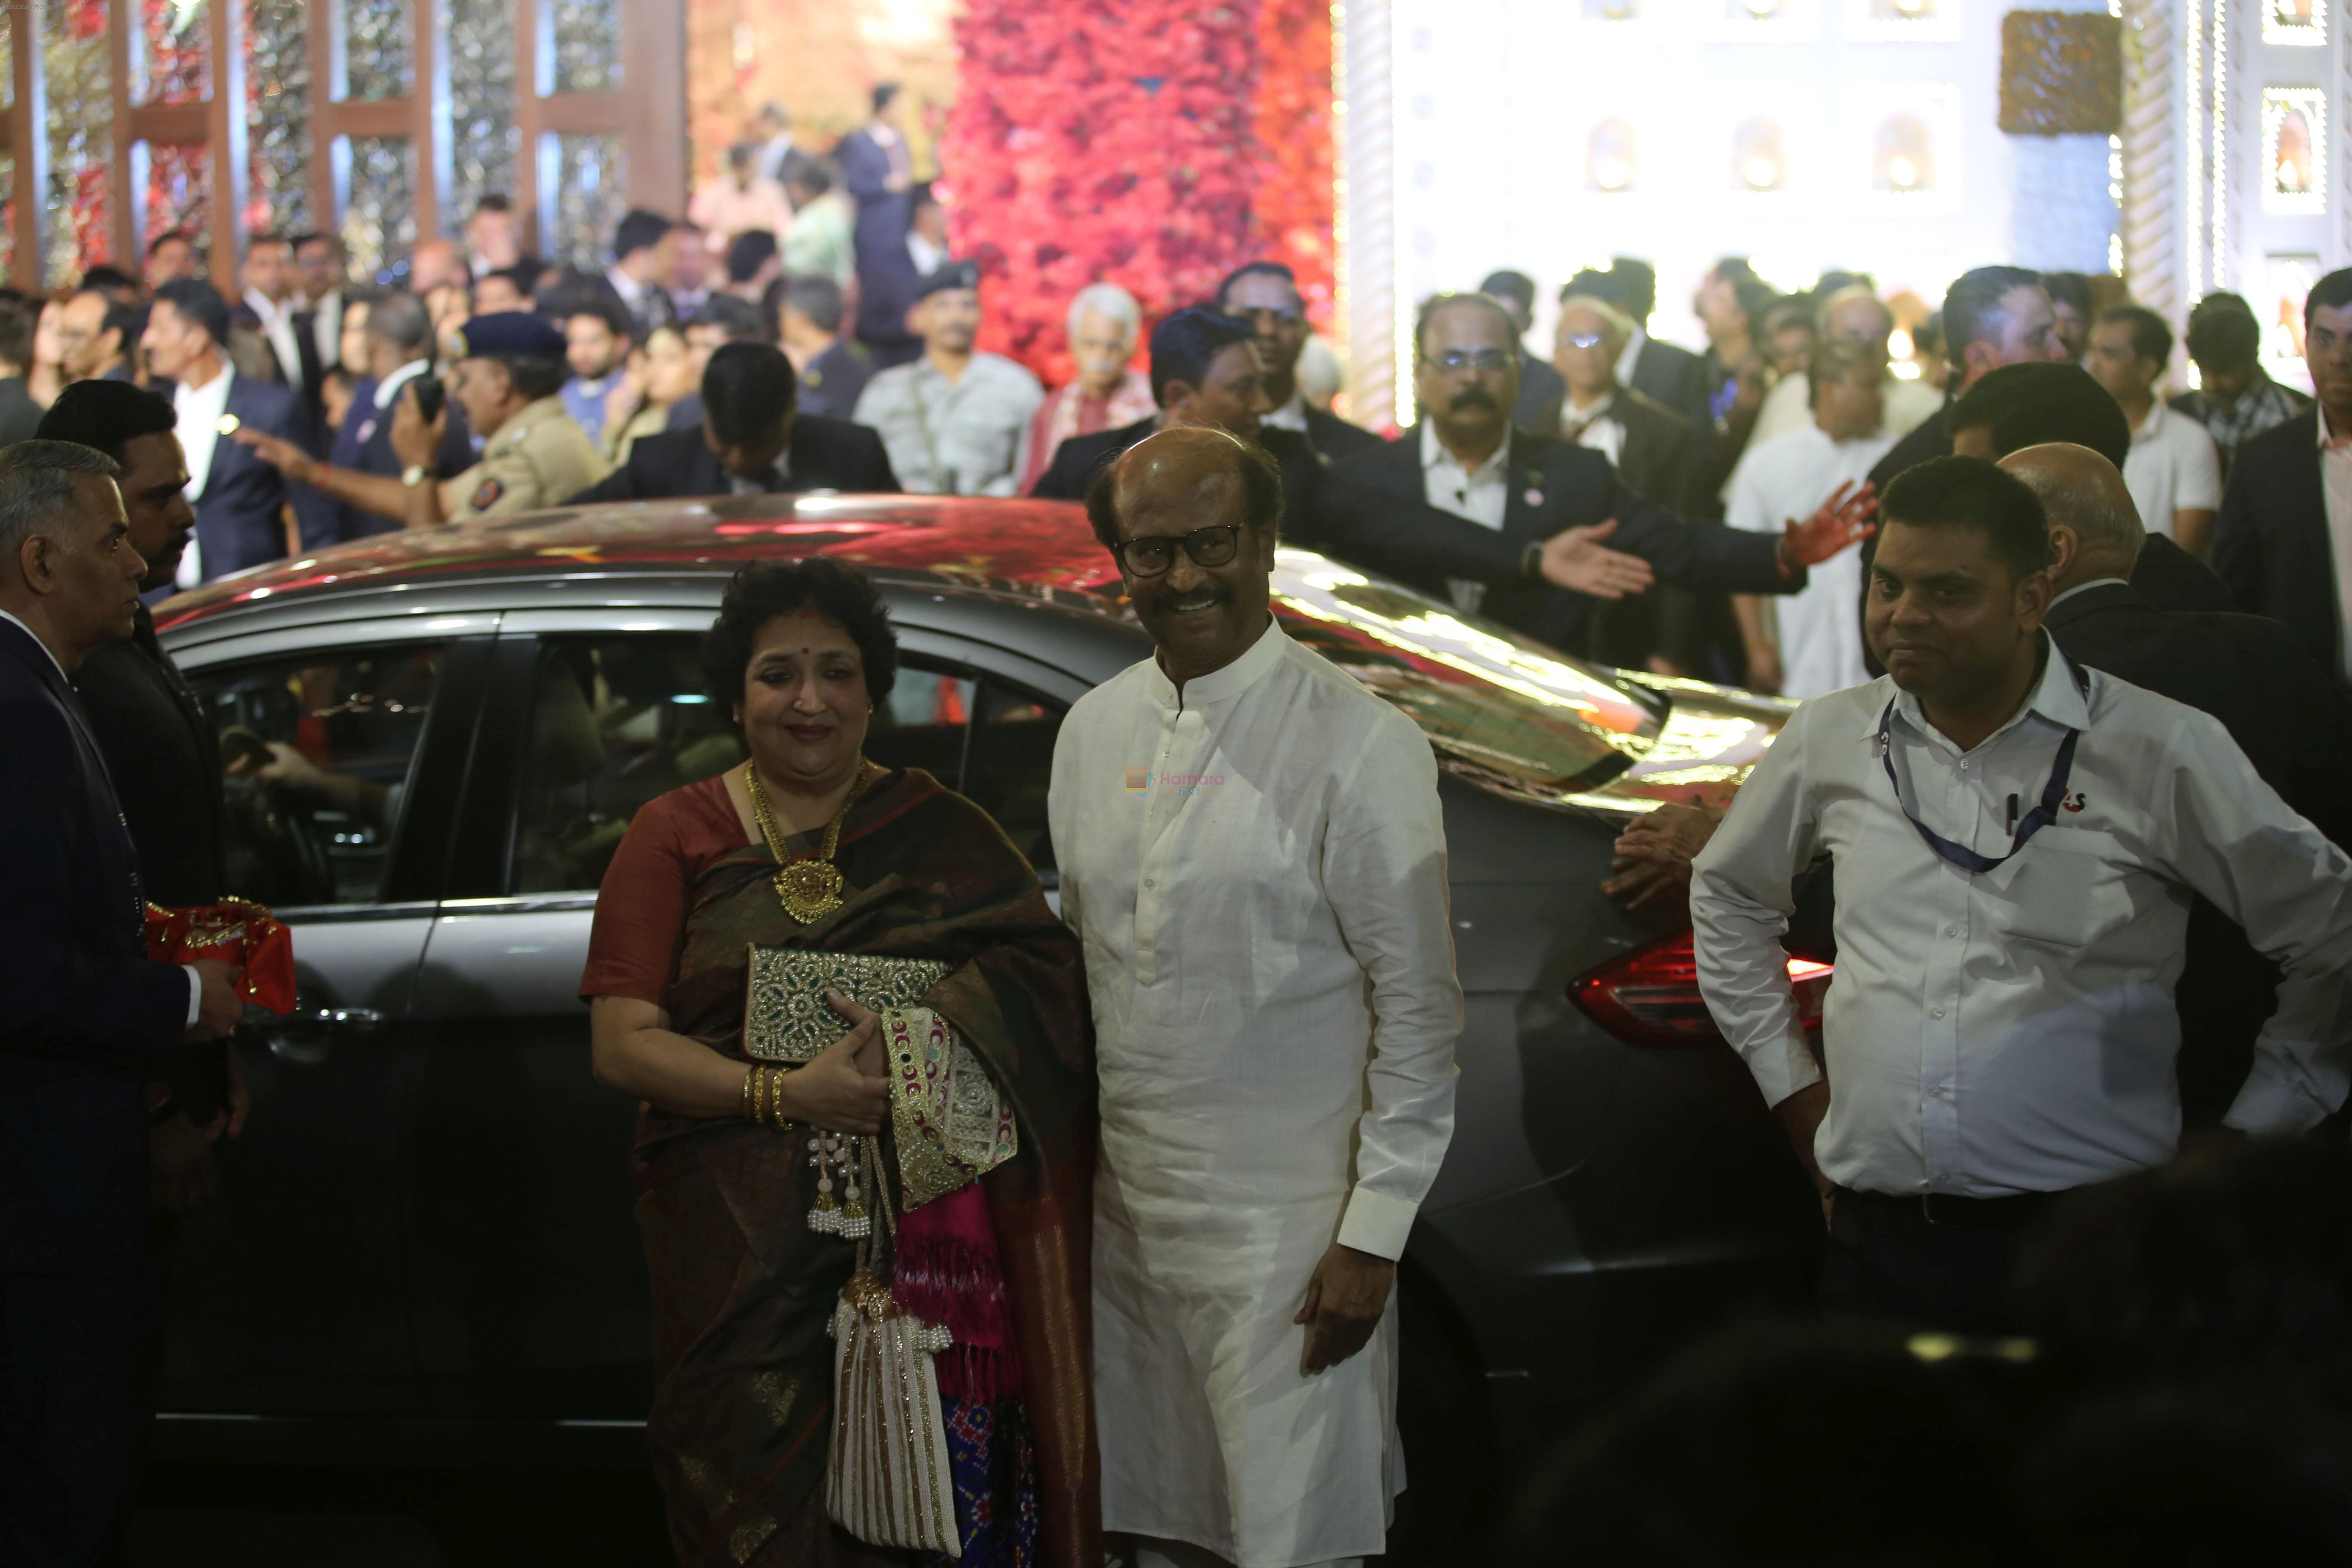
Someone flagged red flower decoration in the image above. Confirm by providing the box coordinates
[943,0,1336,385]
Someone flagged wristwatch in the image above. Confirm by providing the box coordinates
[401,464,429,487]
[1520,539,1547,577]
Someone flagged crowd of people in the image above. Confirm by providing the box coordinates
[8,77,2352,1568]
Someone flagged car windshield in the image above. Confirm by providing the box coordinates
[1270,550,1666,800]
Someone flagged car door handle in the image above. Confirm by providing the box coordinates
[256,1007,386,1034]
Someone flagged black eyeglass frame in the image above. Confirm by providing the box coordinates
[1112,523,1247,578]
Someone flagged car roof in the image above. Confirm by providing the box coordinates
[153,495,1128,633]
[156,494,1796,818]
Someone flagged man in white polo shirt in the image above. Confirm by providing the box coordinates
[1692,454,2352,1332]
[2086,303,2222,555]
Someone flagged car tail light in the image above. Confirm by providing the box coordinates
[1570,929,1831,1049]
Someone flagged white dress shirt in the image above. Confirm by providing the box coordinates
[309,291,343,377]
[2317,409,2352,684]
[1614,325,1648,390]
[1420,421,1510,615]
[1748,371,1942,451]
[2121,401,2222,540]
[1692,641,2352,1198]
[1724,421,1896,698]
[172,364,235,588]
[244,288,304,395]
[1,608,203,1028]
[1050,619,1459,1566]
[1261,387,1310,434]
[1559,390,1626,467]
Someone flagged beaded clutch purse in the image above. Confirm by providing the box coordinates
[743,949,952,1063]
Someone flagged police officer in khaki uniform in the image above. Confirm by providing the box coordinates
[233,311,606,530]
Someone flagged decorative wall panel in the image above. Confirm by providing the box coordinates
[143,143,214,247]
[338,134,415,277]
[137,0,212,103]
[547,0,621,93]
[443,0,517,222]
[340,0,413,101]
[45,0,115,280]
[248,0,315,233]
[542,131,625,267]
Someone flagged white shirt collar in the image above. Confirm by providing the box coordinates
[2320,406,2352,448]
[607,268,644,305]
[2131,401,2166,443]
[1146,614,1286,710]
[1562,388,1617,423]
[2049,576,2133,609]
[1262,388,1310,432]
[374,359,431,409]
[244,288,286,327]
[1613,325,1646,388]
[1888,634,2089,752]
[0,608,66,681]
[1419,420,1510,480]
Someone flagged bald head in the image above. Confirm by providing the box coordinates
[1088,426,1283,550]
[1999,442,2144,593]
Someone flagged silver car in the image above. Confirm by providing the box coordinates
[151,494,1824,1551]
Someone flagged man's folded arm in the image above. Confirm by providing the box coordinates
[1323,711,1462,1260]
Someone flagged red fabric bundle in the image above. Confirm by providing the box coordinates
[143,900,296,1014]
[894,1180,1024,1404]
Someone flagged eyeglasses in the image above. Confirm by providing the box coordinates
[1560,332,1607,350]
[1430,348,1513,374]
[1227,305,1303,327]
[1115,524,1245,578]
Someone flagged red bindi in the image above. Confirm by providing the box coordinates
[800,646,810,655]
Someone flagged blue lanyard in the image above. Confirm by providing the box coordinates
[1876,666,2085,876]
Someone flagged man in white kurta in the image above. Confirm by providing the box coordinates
[1048,428,1461,1568]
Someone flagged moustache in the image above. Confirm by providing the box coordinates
[1151,582,1231,613]
[1451,389,1499,412]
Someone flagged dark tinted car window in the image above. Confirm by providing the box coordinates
[193,645,444,908]
[511,637,1059,892]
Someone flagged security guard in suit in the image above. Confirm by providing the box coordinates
[232,311,607,530]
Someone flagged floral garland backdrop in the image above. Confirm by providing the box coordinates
[943,0,1335,387]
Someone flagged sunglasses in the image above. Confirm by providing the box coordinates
[1115,524,1245,578]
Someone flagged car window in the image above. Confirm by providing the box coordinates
[194,645,444,908]
[962,679,1062,873]
[509,639,995,894]
[513,637,747,894]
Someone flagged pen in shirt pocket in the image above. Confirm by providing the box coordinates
[2007,793,2018,833]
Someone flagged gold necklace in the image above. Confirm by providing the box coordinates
[745,757,877,925]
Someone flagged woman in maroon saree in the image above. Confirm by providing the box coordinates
[582,559,1097,1568]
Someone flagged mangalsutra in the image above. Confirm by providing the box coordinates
[744,757,877,925]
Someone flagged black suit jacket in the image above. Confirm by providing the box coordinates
[73,605,235,1126]
[2128,530,2231,613]
[1030,418,1327,518]
[2214,410,2341,679]
[567,414,900,504]
[1629,337,1713,432]
[1510,353,1570,435]
[1298,402,1384,465]
[1318,427,1793,651]
[0,618,192,1271]
[0,375,43,446]
[193,373,307,579]
[2045,581,2352,1126]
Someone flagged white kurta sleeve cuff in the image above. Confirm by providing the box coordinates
[2221,1062,2336,1138]
[184,965,202,1031]
[1337,1186,1418,1261]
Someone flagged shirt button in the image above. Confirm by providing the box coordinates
[1945,925,1960,937]
[1143,879,1155,889]
[1931,1007,1946,1019]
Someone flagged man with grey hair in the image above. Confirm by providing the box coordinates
[2008,439,2352,1129]
[1747,283,1942,450]
[1018,280,1157,491]
[0,441,243,1565]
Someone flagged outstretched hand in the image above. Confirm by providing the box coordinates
[1781,480,1878,570]
[1539,519,1657,600]
[231,427,320,487]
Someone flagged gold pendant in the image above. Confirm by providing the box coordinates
[775,859,846,924]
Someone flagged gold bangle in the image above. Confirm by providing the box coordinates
[764,1065,783,1127]
[741,1064,756,1122]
